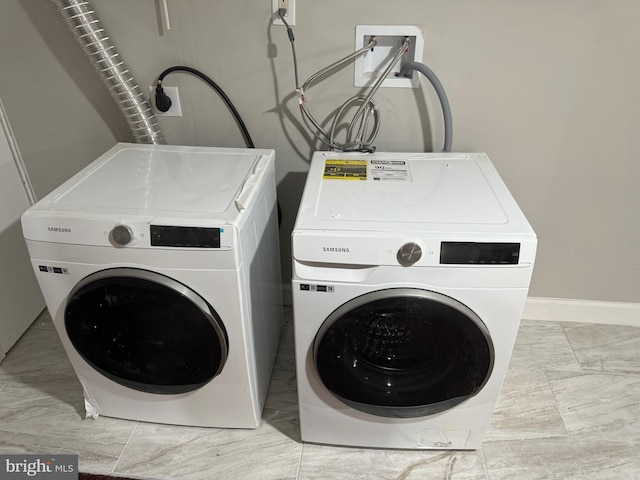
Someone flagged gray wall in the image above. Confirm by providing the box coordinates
[1,0,638,303]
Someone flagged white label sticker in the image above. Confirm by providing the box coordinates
[370,160,411,181]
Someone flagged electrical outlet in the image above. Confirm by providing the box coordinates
[354,25,424,88]
[272,0,295,25]
[148,86,182,117]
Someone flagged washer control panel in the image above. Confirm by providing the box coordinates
[440,242,521,265]
[381,239,525,266]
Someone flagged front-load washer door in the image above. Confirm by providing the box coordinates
[313,288,494,418]
[64,268,228,394]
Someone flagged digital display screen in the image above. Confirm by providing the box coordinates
[440,242,520,265]
[150,225,221,248]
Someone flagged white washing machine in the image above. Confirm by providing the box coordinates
[22,143,283,428]
[292,151,536,449]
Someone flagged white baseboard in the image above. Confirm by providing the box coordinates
[523,297,640,327]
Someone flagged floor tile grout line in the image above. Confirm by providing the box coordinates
[558,322,586,374]
[479,445,493,480]
[295,442,305,479]
[541,368,574,439]
[111,421,141,475]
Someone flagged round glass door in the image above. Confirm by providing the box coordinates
[314,288,494,417]
[65,268,228,394]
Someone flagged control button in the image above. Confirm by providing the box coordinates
[111,225,134,246]
[397,242,422,266]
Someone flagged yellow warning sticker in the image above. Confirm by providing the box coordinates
[323,159,367,180]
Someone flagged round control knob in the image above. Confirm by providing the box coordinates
[111,225,134,246]
[397,242,422,266]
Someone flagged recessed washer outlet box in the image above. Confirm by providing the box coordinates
[354,25,424,88]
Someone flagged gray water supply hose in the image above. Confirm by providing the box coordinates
[399,62,452,152]
[53,0,165,144]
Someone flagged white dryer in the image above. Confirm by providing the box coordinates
[22,143,283,428]
[292,151,536,449]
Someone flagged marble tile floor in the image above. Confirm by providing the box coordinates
[1,309,639,480]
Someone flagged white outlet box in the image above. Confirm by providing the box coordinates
[148,86,182,117]
[272,0,295,25]
[354,25,424,88]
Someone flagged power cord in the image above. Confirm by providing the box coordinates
[154,65,283,227]
[277,9,299,90]
[154,66,255,148]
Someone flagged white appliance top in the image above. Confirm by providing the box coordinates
[292,152,537,268]
[294,151,535,237]
[36,143,273,218]
[22,143,276,247]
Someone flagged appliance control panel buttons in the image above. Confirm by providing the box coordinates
[111,224,134,246]
[397,242,422,266]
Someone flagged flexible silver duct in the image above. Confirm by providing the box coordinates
[53,0,165,144]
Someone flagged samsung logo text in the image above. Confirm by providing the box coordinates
[48,227,72,233]
[323,247,350,253]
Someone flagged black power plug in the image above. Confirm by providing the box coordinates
[154,85,172,112]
